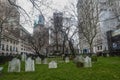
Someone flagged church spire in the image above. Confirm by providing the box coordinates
[38,15,45,26]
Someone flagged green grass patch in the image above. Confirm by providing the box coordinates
[0,57,120,80]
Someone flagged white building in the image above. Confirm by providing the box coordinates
[77,0,120,53]
[94,0,120,53]
[0,0,33,55]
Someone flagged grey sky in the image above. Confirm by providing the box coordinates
[17,0,71,33]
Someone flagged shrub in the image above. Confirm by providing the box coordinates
[91,56,97,62]
[76,62,84,68]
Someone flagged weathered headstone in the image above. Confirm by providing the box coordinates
[74,55,84,63]
[65,57,70,63]
[84,56,92,67]
[21,53,27,61]
[8,58,21,72]
[79,55,85,62]
[106,54,110,57]
[74,55,84,67]
[0,67,3,73]
[43,58,48,64]
[49,61,57,68]
[25,57,35,72]
[35,57,41,64]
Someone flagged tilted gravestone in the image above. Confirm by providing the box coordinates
[25,57,35,72]
[8,58,21,72]
[49,61,57,68]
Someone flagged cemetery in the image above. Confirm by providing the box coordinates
[0,0,120,80]
[0,54,120,80]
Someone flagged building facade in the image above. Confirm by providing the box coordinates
[77,0,120,53]
[49,12,64,55]
[95,0,120,53]
[0,0,33,55]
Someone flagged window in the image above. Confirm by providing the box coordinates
[6,45,9,51]
[97,46,102,50]
[97,46,99,50]
[13,41,15,44]
[10,46,12,51]
[100,8,107,11]
[16,47,18,52]
[7,39,9,42]
[13,47,15,51]
[2,44,4,50]
[100,46,102,50]
[10,40,12,43]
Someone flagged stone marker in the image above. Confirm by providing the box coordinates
[36,57,41,64]
[25,57,35,72]
[0,67,3,72]
[84,56,92,67]
[8,58,21,72]
[21,53,27,61]
[43,58,48,64]
[65,57,70,63]
[49,61,57,68]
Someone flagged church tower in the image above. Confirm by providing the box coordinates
[33,15,45,33]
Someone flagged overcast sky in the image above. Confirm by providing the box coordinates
[17,0,73,33]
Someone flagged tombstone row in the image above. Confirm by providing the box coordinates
[7,55,91,73]
[21,54,48,64]
[8,57,58,72]
[8,57,35,72]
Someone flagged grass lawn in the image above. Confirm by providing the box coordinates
[0,57,120,80]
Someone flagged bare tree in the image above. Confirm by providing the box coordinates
[49,13,78,57]
[7,0,53,23]
[28,28,49,58]
[77,0,99,53]
[61,17,78,56]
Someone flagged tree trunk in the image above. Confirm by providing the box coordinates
[69,40,75,57]
[89,44,93,54]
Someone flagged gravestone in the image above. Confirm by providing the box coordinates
[74,55,85,67]
[8,58,21,72]
[74,55,84,63]
[79,55,85,63]
[106,54,110,57]
[25,57,35,72]
[21,53,27,61]
[84,56,92,67]
[65,57,69,63]
[35,57,41,64]
[0,67,3,73]
[49,61,57,68]
[43,58,48,64]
